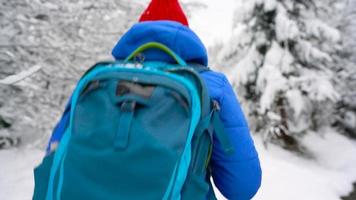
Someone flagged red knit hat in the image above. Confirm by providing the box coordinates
[139,0,189,26]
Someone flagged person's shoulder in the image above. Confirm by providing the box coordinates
[199,69,228,89]
[199,69,230,100]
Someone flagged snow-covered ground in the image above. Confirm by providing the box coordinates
[0,148,43,200]
[1,130,356,200]
[214,131,356,200]
[252,130,356,200]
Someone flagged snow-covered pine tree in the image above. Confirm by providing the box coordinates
[0,0,142,148]
[335,0,356,138]
[215,0,348,150]
[344,0,356,63]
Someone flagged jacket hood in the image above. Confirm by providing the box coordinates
[111,21,208,66]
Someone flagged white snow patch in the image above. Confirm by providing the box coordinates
[285,89,306,120]
[0,65,42,85]
[257,63,288,113]
[275,5,299,41]
[305,19,341,43]
[0,149,43,200]
[264,41,294,73]
[264,0,277,12]
[253,129,356,200]
[229,46,261,84]
[296,68,340,102]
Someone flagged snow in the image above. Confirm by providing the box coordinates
[0,65,42,85]
[345,0,356,63]
[253,129,356,200]
[343,111,356,131]
[296,68,340,102]
[285,89,307,125]
[257,63,288,113]
[296,40,333,63]
[1,130,356,200]
[263,0,277,12]
[264,42,294,73]
[0,149,43,200]
[305,19,341,43]
[231,46,261,84]
[275,5,299,41]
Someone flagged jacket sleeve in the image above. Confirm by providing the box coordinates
[45,99,71,154]
[201,71,262,200]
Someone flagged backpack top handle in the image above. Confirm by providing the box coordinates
[124,42,188,66]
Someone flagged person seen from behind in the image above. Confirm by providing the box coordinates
[112,0,262,199]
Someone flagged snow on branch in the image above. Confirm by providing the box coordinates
[0,65,42,85]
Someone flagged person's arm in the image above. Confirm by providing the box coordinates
[46,99,71,154]
[201,71,262,200]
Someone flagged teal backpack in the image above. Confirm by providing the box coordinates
[33,42,233,200]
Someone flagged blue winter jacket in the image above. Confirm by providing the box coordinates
[47,21,261,200]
